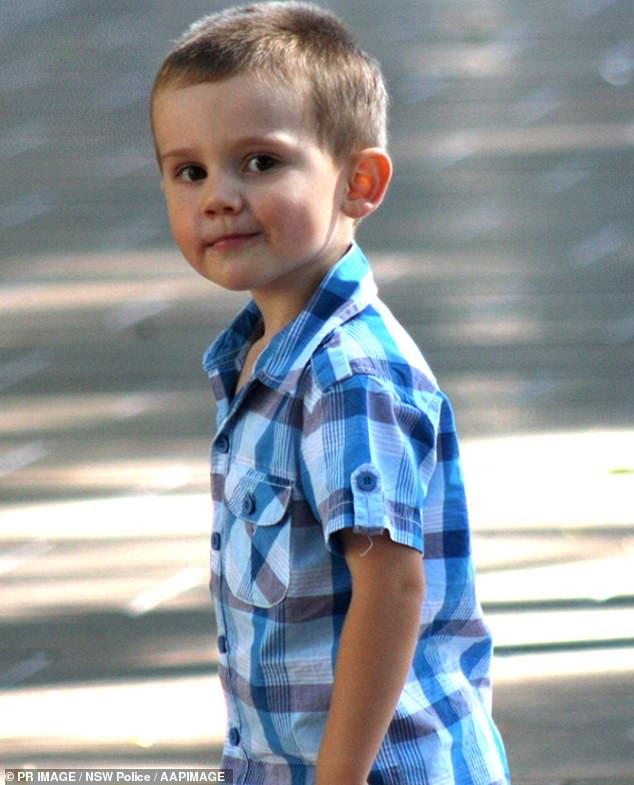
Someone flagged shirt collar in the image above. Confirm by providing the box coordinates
[203,242,378,394]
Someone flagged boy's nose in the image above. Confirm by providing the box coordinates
[200,174,243,215]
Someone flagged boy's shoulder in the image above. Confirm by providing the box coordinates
[308,297,439,401]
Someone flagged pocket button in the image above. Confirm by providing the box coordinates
[242,492,257,516]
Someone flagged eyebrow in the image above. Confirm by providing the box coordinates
[159,134,297,165]
[160,148,194,163]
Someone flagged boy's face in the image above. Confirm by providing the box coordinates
[153,74,355,301]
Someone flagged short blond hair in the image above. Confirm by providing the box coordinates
[151,1,389,161]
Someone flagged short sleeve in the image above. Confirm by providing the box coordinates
[300,374,441,554]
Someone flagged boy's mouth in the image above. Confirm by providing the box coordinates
[207,232,261,252]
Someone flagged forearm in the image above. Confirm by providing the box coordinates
[315,535,424,785]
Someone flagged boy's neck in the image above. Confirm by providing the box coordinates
[250,241,352,342]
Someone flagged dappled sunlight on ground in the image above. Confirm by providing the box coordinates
[0,676,226,757]
[463,430,634,530]
[2,0,633,776]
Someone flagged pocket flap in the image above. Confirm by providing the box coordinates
[225,465,292,525]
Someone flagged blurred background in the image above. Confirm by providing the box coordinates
[1,0,633,781]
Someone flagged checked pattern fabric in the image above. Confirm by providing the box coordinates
[203,244,511,785]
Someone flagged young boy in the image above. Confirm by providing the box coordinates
[151,3,511,784]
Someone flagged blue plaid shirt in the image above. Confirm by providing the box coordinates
[203,244,510,785]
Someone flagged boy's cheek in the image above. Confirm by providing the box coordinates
[171,221,195,253]
[165,206,194,251]
[269,199,316,239]
[163,196,189,231]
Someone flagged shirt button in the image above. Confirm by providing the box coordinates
[356,470,378,492]
[211,532,221,551]
[216,435,230,454]
[228,727,241,746]
[217,635,228,654]
[242,492,256,516]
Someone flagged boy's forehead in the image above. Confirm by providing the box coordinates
[154,72,314,133]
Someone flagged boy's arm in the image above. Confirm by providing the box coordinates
[315,530,425,785]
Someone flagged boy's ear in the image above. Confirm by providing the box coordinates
[342,148,392,220]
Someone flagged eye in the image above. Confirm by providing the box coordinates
[177,164,206,183]
[244,154,278,174]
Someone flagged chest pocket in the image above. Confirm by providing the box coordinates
[223,465,293,608]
